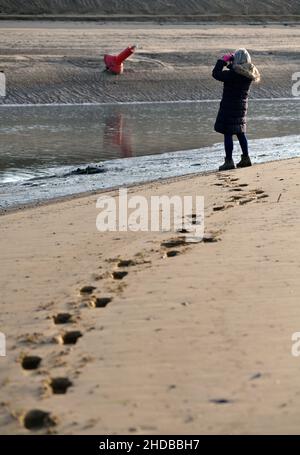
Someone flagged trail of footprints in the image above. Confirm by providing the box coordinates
[17,230,217,431]
[160,174,269,256]
[213,174,269,211]
[15,173,269,431]
[17,259,134,432]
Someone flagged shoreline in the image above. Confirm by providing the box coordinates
[0,155,297,216]
[1,15,300,23]
[0,96,298,107]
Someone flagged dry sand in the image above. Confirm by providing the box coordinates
[0,21,299,103]
[1,0,299,19]
[1,158,300,435]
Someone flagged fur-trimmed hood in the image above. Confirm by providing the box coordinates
[233,62,261,82]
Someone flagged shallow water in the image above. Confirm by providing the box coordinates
[0,99,299,209]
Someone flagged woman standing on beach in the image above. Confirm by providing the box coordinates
[212,48,260,171]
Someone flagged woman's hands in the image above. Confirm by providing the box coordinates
[222,53,234,63]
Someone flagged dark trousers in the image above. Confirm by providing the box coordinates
[224,133,249,160]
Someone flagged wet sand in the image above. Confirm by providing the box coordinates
[1,0,299,17]
[1,158,300,434]
[0,21,299,103]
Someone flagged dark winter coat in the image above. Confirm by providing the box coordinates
[212,59,259,135]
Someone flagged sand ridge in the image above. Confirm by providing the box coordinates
[1,158,300,434]
[1,0,300,17]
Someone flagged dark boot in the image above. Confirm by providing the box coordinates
[237,154,252,168]
[219,158,235,171]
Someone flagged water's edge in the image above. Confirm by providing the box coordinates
[0,155,294,216]
[0,99,299,211]
[1,134,300,213]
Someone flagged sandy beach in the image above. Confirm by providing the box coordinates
[1,157,300,434]
[0,21,299,103]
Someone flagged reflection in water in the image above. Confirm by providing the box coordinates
[103,112,132,158]
[0,99,299,184]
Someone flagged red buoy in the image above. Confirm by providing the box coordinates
[104,45,136,75]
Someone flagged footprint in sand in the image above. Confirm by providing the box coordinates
[213,205,226,212]
[53,313,73,325]
[89,296,112,308]
[80,286,97,295]
[58,331,83,345]
[165,250,181,258]
[118,260,136,268]
[213,204,235,212]
[209,398,234,405]
[177,228,191,234]
[161,237,186,249]
[246,189,269,200]
[47,377,73,395]
[21,355,42,371]
[22,409,57,430]
[202,233,219,243]
[239,198,255,205]
[250,372,262,380]
[230,195,244,201]
[18,333,47,345]
[257,193,269,200]
[217,174,231,181]
[112,271,128,280]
